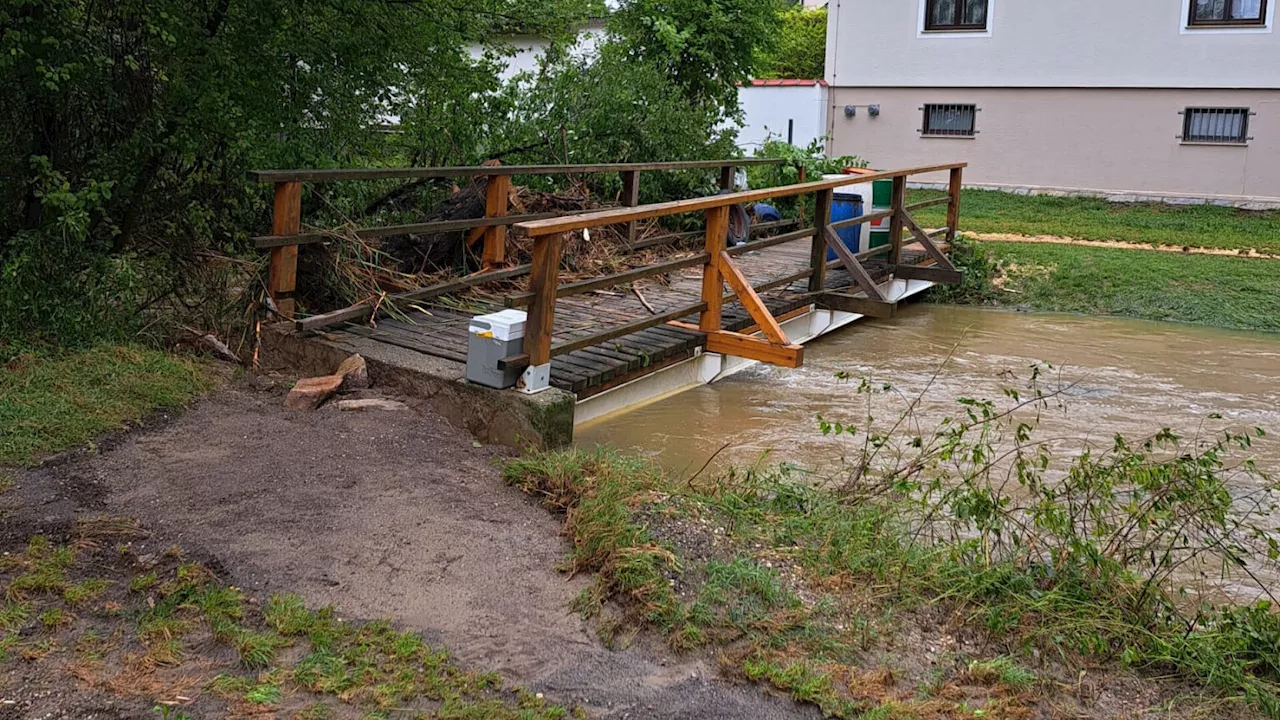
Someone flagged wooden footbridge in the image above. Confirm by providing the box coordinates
[252,159,965,412]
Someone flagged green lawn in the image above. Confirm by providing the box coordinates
[983,241,1280,333]
[0,346,213,466]
[909,188,1280,254]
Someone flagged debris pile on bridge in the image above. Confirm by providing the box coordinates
[316,179,698,314]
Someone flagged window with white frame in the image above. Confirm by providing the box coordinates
[1180,107,1252,144]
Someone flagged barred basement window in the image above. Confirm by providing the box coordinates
[1180,107,1252,144]
[921,104,978,137]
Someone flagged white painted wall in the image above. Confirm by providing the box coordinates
[467,26,606,81]
[826,0,1279,89]
[736,83,829,151]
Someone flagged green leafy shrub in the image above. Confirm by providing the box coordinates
[745,139,868,219]
[756,6,827,80]
[924,234,1004,305]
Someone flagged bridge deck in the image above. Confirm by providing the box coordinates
[325,235,933,399]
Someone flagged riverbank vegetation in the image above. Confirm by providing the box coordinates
[935,237,1280,333]
[910,189,1280,254]
[505,370,1280,718]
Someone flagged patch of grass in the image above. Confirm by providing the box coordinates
[210,673,282,705]
[129,571,158,593]
[230,627,286,669]
[909,188,1280,253]
[742,655,858,717]
[0,474,12,494]
[63,578,110,607]
[966,656,1037,692]
[502,450,686,635]
[264,592,315,635]
[0,345,212,466]
[985,241,1280,332]
[696,558,795,633]
[0,602,31,636]
[39,607,73,629]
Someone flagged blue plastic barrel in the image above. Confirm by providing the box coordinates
[826,191,864,261]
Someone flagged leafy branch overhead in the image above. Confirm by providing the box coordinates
[0,0,781,356]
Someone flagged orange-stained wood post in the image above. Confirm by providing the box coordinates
[482,174,511,267]
[621,169,640,247]
[700,206,730,332]
[946,166,963,242]
[809,188,833,292]
[269,181,302,318]
[523,232,565,369]
[888,175,906,267]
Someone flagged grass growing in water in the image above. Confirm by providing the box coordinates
[984,241,1280,332]
[506,368,1279,719]
[0,345,212,466]
[909,188,1280,253]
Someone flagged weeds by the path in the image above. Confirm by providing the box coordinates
[0,345,213,466]
[909,188,1280,254]
[505,371,1279,719]
[0,518,573,719]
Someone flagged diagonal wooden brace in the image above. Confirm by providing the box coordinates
[824,225,888,302]
[717,251,789,345]
[900,213,958,271]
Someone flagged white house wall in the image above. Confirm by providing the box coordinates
[826,0,1278,89]
[736,84,829,151]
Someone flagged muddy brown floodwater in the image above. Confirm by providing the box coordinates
[579,304,1280,484]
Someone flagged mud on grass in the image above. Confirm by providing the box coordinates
[0,516,575,719]
[503,448,1266,720]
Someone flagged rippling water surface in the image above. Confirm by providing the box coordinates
[578,305,1280,481]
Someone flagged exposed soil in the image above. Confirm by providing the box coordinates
[1,383,818,719]
[970,231,1280,258]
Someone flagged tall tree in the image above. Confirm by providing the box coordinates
[607,0,781,113]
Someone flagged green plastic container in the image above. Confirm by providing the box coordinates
[869,179,894,249]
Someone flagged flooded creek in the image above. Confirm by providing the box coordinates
[579,305,1280,483]
[580,305,1280,601]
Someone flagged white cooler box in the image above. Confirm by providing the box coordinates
[466,309,527,389]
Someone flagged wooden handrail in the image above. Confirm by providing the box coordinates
[254,212,560,249]
[248,158,785,184]
[513,163,967,237]
[511,161,967,383]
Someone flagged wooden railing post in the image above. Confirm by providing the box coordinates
[809,188,833,292]
[522,232,564,391]
[269,181,302,319]
[946,166,963,242]
[719,164,735,191]
[889,175,906,268]
[621,169,640,246]
[482,173,511,267]
[700,206,730,332]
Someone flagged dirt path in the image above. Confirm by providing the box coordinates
[7,385,816,719]
[970,231,1280,258]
